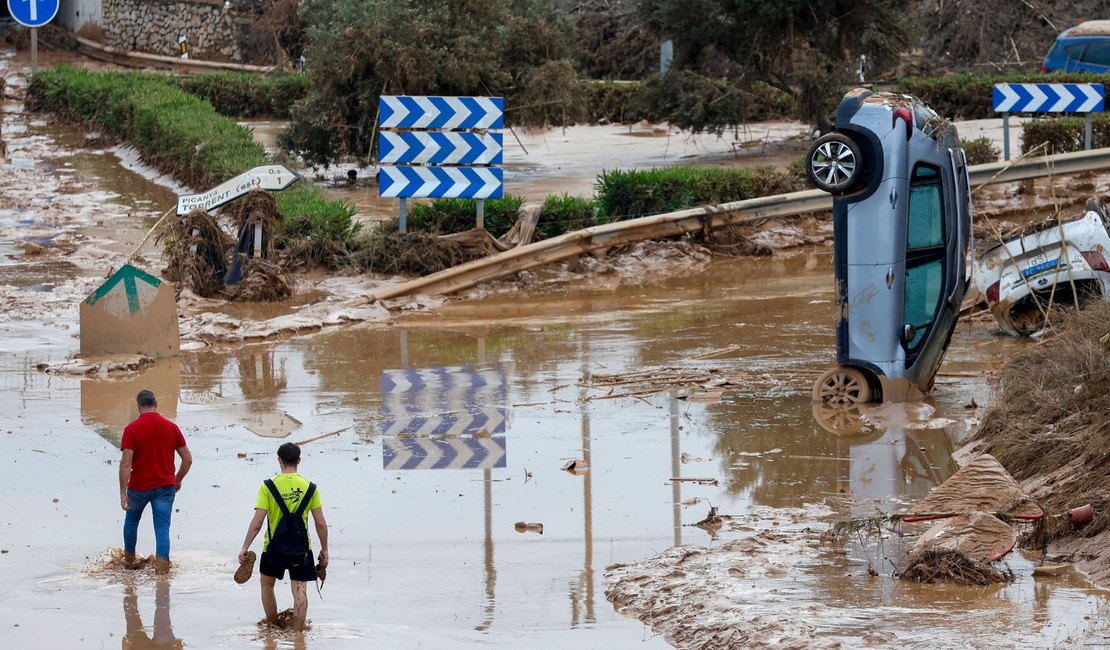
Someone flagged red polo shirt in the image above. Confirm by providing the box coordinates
[121,412,187,491]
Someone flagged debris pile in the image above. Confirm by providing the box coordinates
[826,455,1042,585]
[160,190,292,301]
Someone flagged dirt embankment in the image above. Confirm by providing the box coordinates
[970,301,1110,585]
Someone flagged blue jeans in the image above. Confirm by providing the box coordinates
[123,485,176,560]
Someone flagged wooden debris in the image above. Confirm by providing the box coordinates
[670,477,719,486]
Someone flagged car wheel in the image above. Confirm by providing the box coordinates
[811,366,873,405]
[805,133,862,193]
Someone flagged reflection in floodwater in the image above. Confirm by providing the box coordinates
[237,348,287,413]
[122,579,183,650]
[716,396,960,513]
[82,358,180,447]
[811,401,959,511]
[570,367,595,626]
[380,364,508,469]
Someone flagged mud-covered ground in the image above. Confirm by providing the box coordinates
[4,46,1110,649]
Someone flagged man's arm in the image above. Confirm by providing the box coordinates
[239,508,268,563]
[311,508,329,569]
[175,446,193,492]
[119,449,134,510]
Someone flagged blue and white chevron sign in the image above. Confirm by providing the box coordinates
[381,366,507,437]
[378,166,503,199]
[379,96,504,130]
[993,83,1104,113]
[382,435,507,470]
[380,132,503,165]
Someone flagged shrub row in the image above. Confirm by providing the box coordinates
[1021,113,1110,154]
[176,72,308,119]
[895,72,1110,121]
[26,65,357,269]
[595,166,803,220]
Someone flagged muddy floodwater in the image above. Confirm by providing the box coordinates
[2,50,1109,650]
[5,250,1110,648]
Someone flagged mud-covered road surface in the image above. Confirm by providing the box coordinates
[3,48,1110,649]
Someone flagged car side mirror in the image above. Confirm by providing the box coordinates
[903,324,917,343]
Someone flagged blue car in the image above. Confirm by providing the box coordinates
[1042,20,1110,73]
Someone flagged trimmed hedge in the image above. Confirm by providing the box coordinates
[896,72,1110,121]
[410,196,527,239]
[26,65,357,269]
[177,72,308,119]
[1021,113,1110,154]
[595,166,803,220]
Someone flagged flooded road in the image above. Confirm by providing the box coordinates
[2,49,1109,650]
[4,248,1109,648]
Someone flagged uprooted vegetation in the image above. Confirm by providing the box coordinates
[160,191,292,301]
[973,301,1110,543]
[26,65,361,271]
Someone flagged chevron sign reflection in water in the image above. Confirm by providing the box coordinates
[382,436,507,470]
[380,365,508,470]
[380,365,506,436]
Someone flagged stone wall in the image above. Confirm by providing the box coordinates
[102,0,266,62]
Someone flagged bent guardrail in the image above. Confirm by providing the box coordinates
[371,147,1110,301]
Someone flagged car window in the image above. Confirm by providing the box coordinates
[1079,40,1110,66]
[904,163,946,353]
[907,179,943,249]
[904,259,943,348]
[1066,43,1088,62]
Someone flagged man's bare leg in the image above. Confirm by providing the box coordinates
[260,574,278,624]
[290,580,308,631]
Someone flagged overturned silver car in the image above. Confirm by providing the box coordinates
[974,198,1110,335]
[807,89,972,404]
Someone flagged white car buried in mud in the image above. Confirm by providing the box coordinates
[974,198,1110,335]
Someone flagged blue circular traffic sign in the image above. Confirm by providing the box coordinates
[7,0,60,28]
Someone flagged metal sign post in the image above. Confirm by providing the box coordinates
[993,82,1105,161]
[7,0,60,73]
[377,95,505,230]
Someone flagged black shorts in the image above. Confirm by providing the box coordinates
[260,551,317,582]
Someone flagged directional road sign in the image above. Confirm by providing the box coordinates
[993,83,1104,113]
[7,0,59,27]
[379,166,503,199]
[176,164,300,215]
[380,131,503,165]
[80,264,179,359]
[382,435,507,470]
[84,264,164,317]
[379,96,504,130]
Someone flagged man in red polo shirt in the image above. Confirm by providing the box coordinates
[119,389,192,572]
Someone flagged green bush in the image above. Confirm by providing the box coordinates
[26,65,356,269]
[409,195,526,238]
[960,136,1000,165]
[177,72,308,119]
[595,166,802,220]
[1021,113,1110,155]
[896,72,1110,120]
[537,194,600,239]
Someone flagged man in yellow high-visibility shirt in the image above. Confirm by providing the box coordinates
[238,442,329,631]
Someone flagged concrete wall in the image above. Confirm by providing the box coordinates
[56,0,104,33]
[101,0,257,61]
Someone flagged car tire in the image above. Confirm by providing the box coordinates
[811,366,873,405]
[805,133,863,194]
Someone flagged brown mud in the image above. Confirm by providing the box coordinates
[5,45,1110,650]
